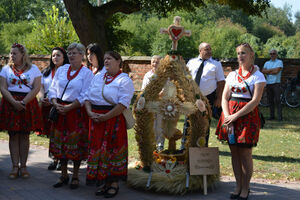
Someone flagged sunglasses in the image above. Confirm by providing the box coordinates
[270,53,277,55]
[237,43,254,52]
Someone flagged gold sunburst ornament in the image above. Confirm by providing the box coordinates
[146,79,197,139]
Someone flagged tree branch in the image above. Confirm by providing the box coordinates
[98,0,141,19]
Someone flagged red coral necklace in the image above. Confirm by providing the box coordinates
[51,68,56,79]
[238,65,254,82]
[12,65,25,77]
[67,64,83,81]
[104,70,121,84]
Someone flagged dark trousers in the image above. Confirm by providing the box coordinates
[266,83,282,120]
[180,90,219,149]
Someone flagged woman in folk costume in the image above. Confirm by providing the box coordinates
[86,43,104,75]
[0,43,42,179]
[215,43,266,200]
[85,51,134,198]
[37,47,69,171]
[48,43,93,189]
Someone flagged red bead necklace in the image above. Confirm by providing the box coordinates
[238,65,254,82]
[12,65,25,77]
[104,70,122,84]
[51,68,55,79]
[67,64,83,81]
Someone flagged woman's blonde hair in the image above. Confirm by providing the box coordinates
[8,43,32,70]
[236,43,255,64]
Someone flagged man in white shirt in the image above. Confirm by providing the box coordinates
[141,55,165,151]
[181,42,225,148]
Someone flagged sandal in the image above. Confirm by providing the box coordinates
[20,166,30,179]
[56,162,62,171]
[48,161,58,170]
[238,189,250,200]
[8,166,19,179]
[95,185,109,196]
[53,176,69,188]
[104,186,119,198]
[70,177,79,189]
[230,192,240,199]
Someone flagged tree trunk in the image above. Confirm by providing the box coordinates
[63,0,108,51]
[63,0,140,53]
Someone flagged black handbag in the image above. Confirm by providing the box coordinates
[235,71,265,129]
[259,111,265,129]
[48,80,71,122]
[49,106,58,122]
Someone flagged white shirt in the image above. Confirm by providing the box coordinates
[48,64,93,104]
[0,64,42,93]
[226,68,266,99]
[85,72,134,108]
[42,72,54,96]
[187,57,225,96]
[141,70,155,90]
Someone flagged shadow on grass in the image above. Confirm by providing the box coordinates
[219,151,300,163]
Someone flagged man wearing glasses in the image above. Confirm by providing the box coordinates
[262,49,283,121]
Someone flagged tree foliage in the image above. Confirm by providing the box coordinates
[24,6,79,54]
[117,3,300,59]
[0,0,65,22]
[0,21,34,53]
[1,0,300,59]
[62,0,270,52]
[295,11,300,32]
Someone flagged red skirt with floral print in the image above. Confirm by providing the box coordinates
[0,92,42,131]
[86,106,128,183]
[215,98,260,146]
[49,100,89,161]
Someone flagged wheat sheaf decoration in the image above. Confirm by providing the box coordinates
[129,55,217,194]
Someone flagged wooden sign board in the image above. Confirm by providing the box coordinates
[189,147,220,175]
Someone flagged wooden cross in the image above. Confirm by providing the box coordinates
[160,16,192,51]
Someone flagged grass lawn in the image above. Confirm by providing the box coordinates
[1,106,299,181]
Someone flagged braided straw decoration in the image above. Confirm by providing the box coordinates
[133,55,211,168]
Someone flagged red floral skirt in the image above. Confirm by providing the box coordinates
[215,98,260,147]
[86,105,128,183]
[0,92,42,131]
[36,105,52,136]
[49,100,89,161]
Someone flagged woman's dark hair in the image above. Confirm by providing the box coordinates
[43,47,69,77]
[86,43,104,73]
[104,51,123,68]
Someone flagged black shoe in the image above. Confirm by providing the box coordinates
[53,176,69,188]
[56,162,62,171]
[70,177,79,189]
[230,193,240,199]
[238,195,248,200]
[104,186,119,198]
[48,161,58,170]
[238,189,250,200]
[95,185,109,196]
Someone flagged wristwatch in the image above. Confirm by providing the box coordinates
[21,100,26,105]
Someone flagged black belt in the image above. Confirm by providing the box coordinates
[230,97,251,102]
[9,91,28,96]
[57,98,72,104]
[91,105,114,110]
